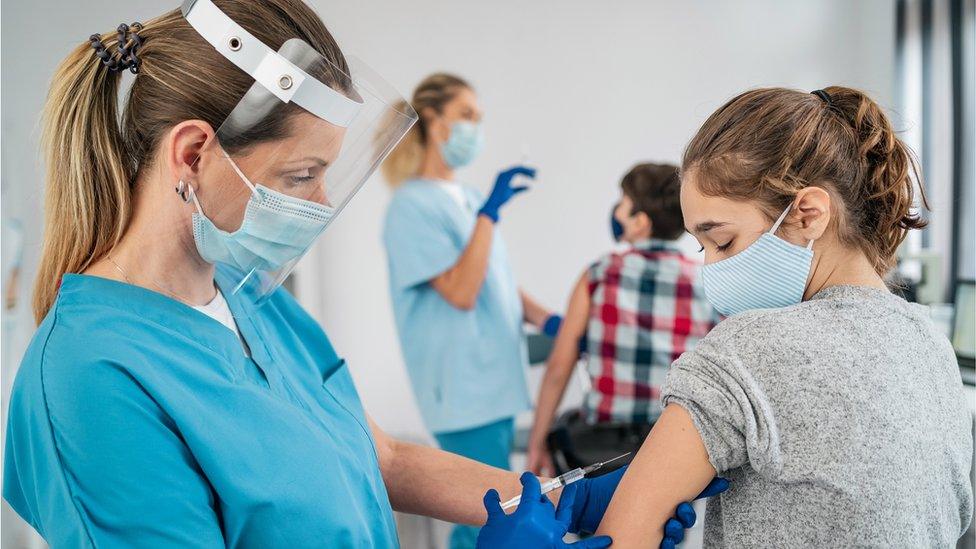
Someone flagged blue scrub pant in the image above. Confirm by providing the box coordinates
[434,417,515,549]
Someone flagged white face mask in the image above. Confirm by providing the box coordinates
[700,204,815,316]
[188,155,335,274]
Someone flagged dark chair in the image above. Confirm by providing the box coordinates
[545,409,651,477]
[526,333,555,365]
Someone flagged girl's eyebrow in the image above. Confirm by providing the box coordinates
[690,221,729,234]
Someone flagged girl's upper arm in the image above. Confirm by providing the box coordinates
[595,403,717,546]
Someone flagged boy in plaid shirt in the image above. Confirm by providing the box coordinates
[526,163,718,475]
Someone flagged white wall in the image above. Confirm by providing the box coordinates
[303,0,897,440]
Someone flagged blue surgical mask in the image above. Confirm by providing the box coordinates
[188,156,335,274]
[610,202,624,242]
[440,121,484,169]
[700,204,814,317]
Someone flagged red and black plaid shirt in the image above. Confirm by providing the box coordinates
[583,240,718,424]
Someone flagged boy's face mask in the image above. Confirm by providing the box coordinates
[613,196,650,243]
[610,202,625,242]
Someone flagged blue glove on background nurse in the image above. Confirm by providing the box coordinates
[478,165,534,222]
[477,165,563,338]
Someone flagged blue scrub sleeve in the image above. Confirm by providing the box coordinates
[37,359,225,547]
[384,195,462,290]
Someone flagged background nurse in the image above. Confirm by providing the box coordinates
[382,73,561,548]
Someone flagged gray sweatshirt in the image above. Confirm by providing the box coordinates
[662,285,974,547]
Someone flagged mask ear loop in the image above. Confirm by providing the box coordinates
[210,145,261,197]
[223,153,259,196]
[769,203,815,250]
[180,151,260,217]
[181,181,205,216]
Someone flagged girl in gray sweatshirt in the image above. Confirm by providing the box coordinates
[596,85,973,548]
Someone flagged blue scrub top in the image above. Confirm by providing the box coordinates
[3,268,398,548]
[382,179,531,434]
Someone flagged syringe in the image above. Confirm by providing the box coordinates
[500,452,631,510]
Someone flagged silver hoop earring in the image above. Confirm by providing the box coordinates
[175,180,191,203]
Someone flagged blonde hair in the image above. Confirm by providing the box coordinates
[683,86,928,275]
[381,73,471,186]
[34,0,349,324]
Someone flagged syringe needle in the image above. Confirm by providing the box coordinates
[584,452,632,474]
[602,452,631,466]
[500,452,632,511]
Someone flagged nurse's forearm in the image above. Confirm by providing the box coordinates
[430,216,494,310]
[382,438,526,525]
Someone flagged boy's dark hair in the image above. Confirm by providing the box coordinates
[620,162,684,240]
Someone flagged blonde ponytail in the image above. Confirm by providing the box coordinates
[381,73,471,187]
[381,101,424,186]
[33,35,133,324]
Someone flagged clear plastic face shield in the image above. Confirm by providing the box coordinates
[179,0,416,305]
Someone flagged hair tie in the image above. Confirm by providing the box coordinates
[89,22,145,74]
[811,89,833,105]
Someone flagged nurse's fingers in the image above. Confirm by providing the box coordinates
[483,489,505,519]
[502,166,537,179]
[695,477,730,500]
[511,185,530,195]
[664,516,687,543]
[515,472,544,515]
[675,501,696,528]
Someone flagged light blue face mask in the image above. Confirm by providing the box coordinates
[440,121,485,169]
[188,155,335,274]
[700,204,815,317]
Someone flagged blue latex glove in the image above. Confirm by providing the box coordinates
[569,465,627,535]
[542,315,562,338]
[476,472,612,549]
[660,477,730,549]
[569,465,730,539]
[478,166,535,223]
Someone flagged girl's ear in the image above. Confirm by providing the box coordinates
[791,186,831,242]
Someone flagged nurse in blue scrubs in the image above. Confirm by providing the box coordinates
[3,2,712,547]
[381,73,563,548]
